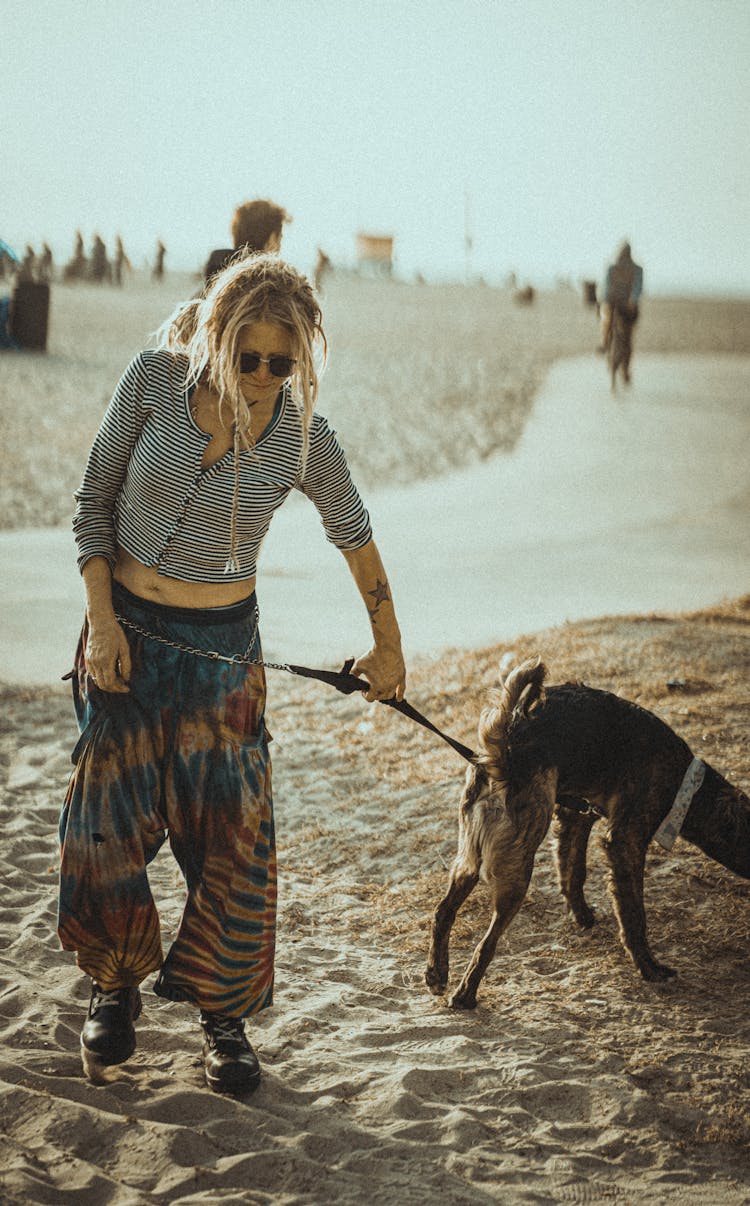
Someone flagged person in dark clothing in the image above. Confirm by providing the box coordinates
[90,235,110,284]
[203,199,290,282]
[152,240,167,282]
[38,243,54,283]
[113,236,131,287]
[598,241,643,352]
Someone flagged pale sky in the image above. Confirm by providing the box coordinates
[3,0,749,293]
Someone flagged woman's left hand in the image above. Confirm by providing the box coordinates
[352,642,407,703]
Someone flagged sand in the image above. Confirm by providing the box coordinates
[1,600,749,1204]
[0,276,749,1204]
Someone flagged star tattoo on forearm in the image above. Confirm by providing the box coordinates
[366,578,391,624]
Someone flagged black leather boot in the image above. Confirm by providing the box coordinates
[200,1012,261,1094]
[80,982,142,1066]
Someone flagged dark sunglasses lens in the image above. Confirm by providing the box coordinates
[239,353,294,377]
[269,356,294,377]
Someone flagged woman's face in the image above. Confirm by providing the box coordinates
[237,320,296,407]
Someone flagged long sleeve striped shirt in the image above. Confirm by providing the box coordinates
[73,349,372,582]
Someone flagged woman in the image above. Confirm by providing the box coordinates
[59,254,406,1094]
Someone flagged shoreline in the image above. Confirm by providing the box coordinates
[3,350,749,687]
[2,280,750,531]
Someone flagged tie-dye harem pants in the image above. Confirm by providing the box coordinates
[58,583,276,1018]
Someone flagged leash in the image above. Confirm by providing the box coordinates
[280,656,478,764]
[70,619,615,821]
[286,661,602,820]
[277,660,605,823]
[85,616,615,808]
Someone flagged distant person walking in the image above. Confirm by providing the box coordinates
[64,230,88,282]
[152,239,167,282]
[113,236,131,287]
[203,198,290,282]
[90,235,110,284]
[598,241,643,352]
[314,247,332,293]
[38,243,54,283]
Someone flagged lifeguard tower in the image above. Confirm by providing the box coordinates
[355,232,394,277]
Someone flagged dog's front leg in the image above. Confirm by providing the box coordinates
[425,866,479,995]
[603,823,676,981]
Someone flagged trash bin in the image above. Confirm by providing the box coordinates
[9,280,50,350]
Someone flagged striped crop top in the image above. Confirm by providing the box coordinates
[73,348,372,582]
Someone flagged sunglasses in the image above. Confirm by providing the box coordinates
[239,351,296,378]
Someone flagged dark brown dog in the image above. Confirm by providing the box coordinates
[425,658,750,1009]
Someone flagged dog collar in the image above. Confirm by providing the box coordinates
[654,757,706,851]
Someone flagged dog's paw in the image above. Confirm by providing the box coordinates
[424,966,448,995]
[638,960,677,982]
[447,990,478,1010]
[572,905,596,929]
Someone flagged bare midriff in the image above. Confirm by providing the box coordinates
[113,546,256,608]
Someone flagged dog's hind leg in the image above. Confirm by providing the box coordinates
[425,864,479,996]
[602,815,676,981]
[553,805,598,928]
[448,863,534,1010]
[448,774,554,1010]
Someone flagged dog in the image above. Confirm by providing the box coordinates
[425,658,750,1009]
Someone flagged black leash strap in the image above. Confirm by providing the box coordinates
[280,660,603,819]
[67,634,604,812]
[285,657,477,764]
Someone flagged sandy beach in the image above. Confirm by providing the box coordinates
[1,276,749,1204]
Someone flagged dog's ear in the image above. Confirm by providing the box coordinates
[498,651,517,684]
[505,656,546,712]
[481,656,547,782]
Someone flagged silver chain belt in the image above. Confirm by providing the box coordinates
[114,610,291,672]
[111,613,477,765]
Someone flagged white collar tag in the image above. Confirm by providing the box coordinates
[654,757,706,851]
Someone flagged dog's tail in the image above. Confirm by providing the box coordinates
[477,656,547,784]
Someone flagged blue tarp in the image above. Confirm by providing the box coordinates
[0,239,20,262]
[0,297,18,348]
[0,242,20,347]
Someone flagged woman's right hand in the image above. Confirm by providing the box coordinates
[85,618,132,693]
